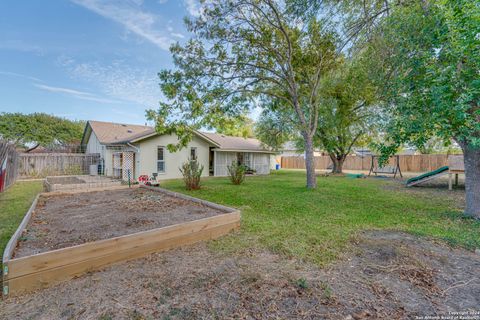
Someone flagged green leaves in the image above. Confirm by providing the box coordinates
[365,0,480,152]
[0,113,85,149]
[149,0,339,156]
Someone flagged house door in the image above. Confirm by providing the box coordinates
[112,152,122,178]
[209,147,215,176]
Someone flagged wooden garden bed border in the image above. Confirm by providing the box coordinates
[2,185,240,297]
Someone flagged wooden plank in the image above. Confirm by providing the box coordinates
[3,195,39,264]
[6,211,240,280]
[448,155,464,172]
[280,154,454,172]
[6,221,239,296]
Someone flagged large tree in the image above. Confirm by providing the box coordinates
[148,0,338,188]
[0,112,85,151]
[314,59,376,173]
[365,0,480,217]
[255,58,376,174]
[211,115,255,138]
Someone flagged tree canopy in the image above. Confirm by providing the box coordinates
[0,113,85,151]
[149,0,340,188]
[361,0,480,216]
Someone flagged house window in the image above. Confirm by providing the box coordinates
[157,147,165,173]
[236,153,244,166]
[236,153,252,169]
[244,153,252,169]
[190,147,197,160]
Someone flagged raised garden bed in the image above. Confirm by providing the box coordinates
[44,175,122,192]
[2,186,240,297]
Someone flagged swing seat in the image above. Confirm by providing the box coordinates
[374,166,396,174]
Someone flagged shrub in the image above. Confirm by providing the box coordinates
[227,161,247,185]
[179,159,204,190]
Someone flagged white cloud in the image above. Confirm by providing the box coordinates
[0,71,42,82]
[34,83,120,104]
[184,0,201,17]
[171,32,185,39]
[59,58,161,108]
[71,0,174,50]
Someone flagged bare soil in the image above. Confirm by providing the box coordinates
[13,188,224,258]
[2,231,479,319]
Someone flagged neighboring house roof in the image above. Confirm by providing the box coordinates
[281,141,300,152]
[82,120,274,153]
[201,132,275,153]
[353,148,374,157]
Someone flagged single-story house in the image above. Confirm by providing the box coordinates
[81,120,276,181]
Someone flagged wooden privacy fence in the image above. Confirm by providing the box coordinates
[19,153,100,178]
[0,141,19,192]
[281,154,456,173]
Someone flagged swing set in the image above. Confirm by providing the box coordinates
[368,155,403,178]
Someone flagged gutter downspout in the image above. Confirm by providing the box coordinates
[127,143,140,152]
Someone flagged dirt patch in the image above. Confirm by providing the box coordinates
[13,188,224,258]
[2,231,479,319]
[381,176,466,210]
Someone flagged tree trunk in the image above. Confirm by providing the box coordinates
[462,144,480,218]
[26,143,40,153]
[304,134,317,189]
[329,153,346,174]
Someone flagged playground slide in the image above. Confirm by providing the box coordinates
[406,166,449,187]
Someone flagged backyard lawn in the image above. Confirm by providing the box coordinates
[162,170,480,266]
[0,181,43,255]
[2,172,480,318]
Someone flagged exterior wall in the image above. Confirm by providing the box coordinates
[86,132,103,155]
[135,134,211,180]
[214,151,272,176]
[85,131,107,175]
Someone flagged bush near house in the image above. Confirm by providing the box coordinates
[227,161,247,185]
[179,159,204,190]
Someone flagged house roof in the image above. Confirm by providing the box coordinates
[83,120,155,145]
[82,120,274,153]
[200,132,274,153]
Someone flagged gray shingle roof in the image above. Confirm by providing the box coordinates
[88,121,154,144]
[85,121,273,152]
[200,132,271,152]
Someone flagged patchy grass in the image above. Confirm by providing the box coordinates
[0,181,43,255]
[162,170,480,266]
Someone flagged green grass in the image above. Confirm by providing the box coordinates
[0,181,43,256]
[162,170,480,266]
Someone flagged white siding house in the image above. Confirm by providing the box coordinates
[81,120,276,181]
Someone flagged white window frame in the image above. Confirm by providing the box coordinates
[157,146,166,173]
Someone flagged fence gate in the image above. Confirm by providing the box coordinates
[122,152,135,182]
[112,152,123,179]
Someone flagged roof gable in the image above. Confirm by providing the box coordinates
[83,121,154,145]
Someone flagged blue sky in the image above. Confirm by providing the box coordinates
[0,0,204,125]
